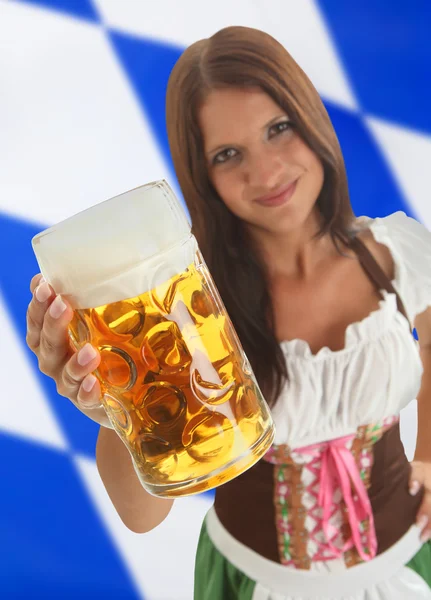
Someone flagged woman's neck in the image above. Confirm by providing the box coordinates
[246,214,339,282]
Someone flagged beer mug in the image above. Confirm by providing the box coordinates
[32,180,275,497]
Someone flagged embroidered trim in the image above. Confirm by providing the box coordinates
[263,416,399,569]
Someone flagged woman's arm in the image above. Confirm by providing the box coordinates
[96,427,174,533]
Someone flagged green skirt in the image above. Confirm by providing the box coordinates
[194,519,431,600]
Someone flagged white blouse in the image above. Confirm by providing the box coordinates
[271,211,431,449]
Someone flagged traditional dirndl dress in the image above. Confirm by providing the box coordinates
[194,212,431,599]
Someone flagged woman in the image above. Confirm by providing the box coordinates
[26,26,431,599]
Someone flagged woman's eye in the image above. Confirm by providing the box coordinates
[269,121,292,137]
[213,148,238,165]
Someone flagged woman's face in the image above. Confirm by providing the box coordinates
[199,87,325,237]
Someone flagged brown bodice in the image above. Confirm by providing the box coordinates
[214,234,422,568]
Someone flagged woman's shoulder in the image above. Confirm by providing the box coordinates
[353,214,397,282]
[356,211,431,262]
[355,211,431,320]
[356,210,429,238]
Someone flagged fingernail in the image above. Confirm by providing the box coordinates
[82,374,97,393]
[418,515,429,530]
[35,282,51,303]
[410,480,421,496]
[78,343,98,366]
[422,531,431,543]
[49,295,67,319]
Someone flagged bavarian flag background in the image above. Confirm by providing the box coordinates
[0,1,430,598]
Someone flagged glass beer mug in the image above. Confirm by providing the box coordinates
[32,180,275,497]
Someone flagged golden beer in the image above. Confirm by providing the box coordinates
[69,253,273,496]
[33,180,275,497]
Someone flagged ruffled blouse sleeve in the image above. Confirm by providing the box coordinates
[367,211,431,325]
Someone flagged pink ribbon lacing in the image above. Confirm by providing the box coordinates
[296,434,377,562]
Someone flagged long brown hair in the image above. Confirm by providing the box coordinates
[165,26,356,405]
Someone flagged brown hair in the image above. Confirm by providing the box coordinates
[165,25,356,405]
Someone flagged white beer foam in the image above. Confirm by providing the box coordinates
[32,180,195,309]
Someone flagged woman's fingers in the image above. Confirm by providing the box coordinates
[76,372,112,429]
[416,491,431,542]
[410,461,426,495]
[26,274,111,428]
[77,375,102,408]
[26,281,56,351]
[37,296,74,376]
[58,343,101,401]
[30,273,44,294]
[59,344,111,427]
[410,461,431,542]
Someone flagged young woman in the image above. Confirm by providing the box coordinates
[26,26,431,599]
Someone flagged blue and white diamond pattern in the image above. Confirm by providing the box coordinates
[0,0,429,598]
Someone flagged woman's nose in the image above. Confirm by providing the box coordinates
[244,150,286,190]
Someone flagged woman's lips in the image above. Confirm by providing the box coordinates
[254,178,299,207]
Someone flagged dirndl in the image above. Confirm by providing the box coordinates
[194,507,431,600]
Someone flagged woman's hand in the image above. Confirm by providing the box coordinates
[410,460,431,542]
[26,273,111,428]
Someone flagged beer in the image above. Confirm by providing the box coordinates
[33,180,275,498]
[69,252,274,497]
